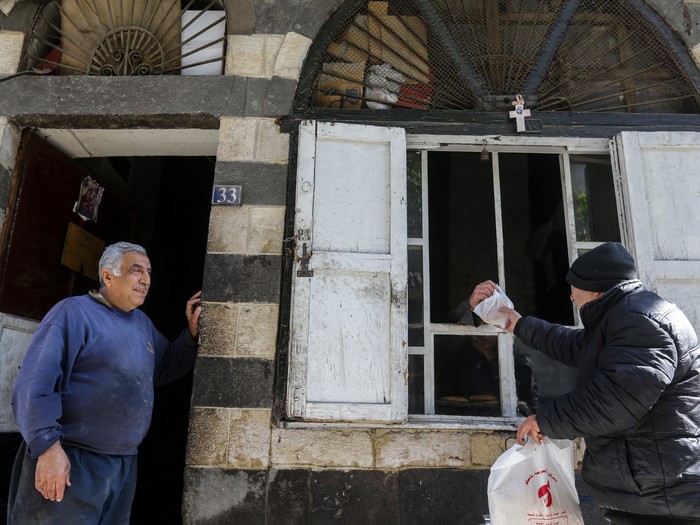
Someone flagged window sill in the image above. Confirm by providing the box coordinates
[279,416,519,432]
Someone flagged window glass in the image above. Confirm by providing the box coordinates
[570,155,621,242]
[428,152,497,323]
[515,339,577,406]
[408,355,424,414]
[514,346,539,416]
[408,148,619,419]
[500,153,574,326]
[434,335,501,417]
[407,151,423,238]
[408,245,424,346]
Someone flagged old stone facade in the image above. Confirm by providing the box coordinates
[1,1,700,523]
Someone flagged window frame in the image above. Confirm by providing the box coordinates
[285,126,635,429]
[406,134,618,424]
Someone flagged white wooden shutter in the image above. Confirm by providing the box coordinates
[612,131,700,331]
[287,121,408,423]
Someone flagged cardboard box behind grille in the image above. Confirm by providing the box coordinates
[314,62,366,109]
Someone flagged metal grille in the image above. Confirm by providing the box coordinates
[538,0,698,112]
[304,0,699,113]
[23,0,226,76]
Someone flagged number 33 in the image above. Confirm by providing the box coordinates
[214,187,238,204]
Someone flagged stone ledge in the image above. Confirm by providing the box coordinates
[375,429,472,469]
[271,427,374,468]
[0,76,295,125]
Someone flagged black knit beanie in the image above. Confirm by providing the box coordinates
[566,242,637,292]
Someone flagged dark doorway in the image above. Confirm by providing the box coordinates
[128,156,213,525]
[74,155,214,525]
[0,133,214,524]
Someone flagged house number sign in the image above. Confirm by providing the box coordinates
[212,185,242,206]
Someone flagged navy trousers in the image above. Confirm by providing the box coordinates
[7,441,137,525]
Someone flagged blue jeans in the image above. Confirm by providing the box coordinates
[7,441,137,525]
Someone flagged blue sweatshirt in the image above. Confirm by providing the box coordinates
[12,294,197,459]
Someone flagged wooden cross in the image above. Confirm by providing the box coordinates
[509,94,531,132]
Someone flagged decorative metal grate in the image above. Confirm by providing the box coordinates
[302,0,700,113]
[23,0,226,76]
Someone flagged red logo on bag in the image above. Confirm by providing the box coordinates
[538,481,553,507]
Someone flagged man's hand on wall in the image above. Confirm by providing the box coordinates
[186,291,203,340]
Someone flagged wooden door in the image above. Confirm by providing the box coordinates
[287,121,408,423]
[0,132,136,320]
[613,131,700,331]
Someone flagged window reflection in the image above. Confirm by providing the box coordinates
[408,355,424,414]
[434,335,539,417]
[570,155,621,242]
[434,335,502,417]
[514,339,576,406]
[407,151,423,238]
[408,246,424,346]
[428,152,497,323]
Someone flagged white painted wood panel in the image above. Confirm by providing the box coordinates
[613,131,700,331]
[656,280,700,334]
[288,121,408,423]
[313,128,392,255]
[306,270,391,403]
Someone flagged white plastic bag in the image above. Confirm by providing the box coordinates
[474,286,514,329]
[487,437,584,525]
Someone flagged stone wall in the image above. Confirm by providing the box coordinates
[179,1,700,523]
[1,1,699,523]
[646,0,700,63]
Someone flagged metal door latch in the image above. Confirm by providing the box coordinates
[296,229,313,277]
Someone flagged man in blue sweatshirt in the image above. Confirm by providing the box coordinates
[8,241,202,524]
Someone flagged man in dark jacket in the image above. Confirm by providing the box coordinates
[486,242,700,525]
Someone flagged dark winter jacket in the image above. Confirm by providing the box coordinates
[514,280,700,517]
